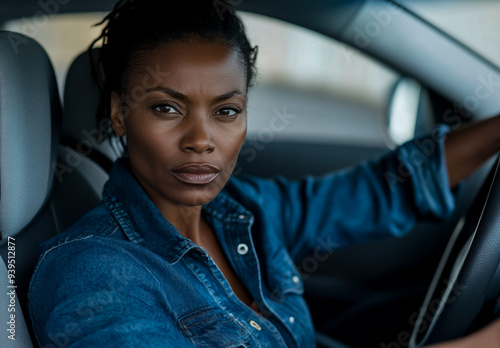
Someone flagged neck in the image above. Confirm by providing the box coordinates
[159,202,205,243]
[171,204,205,242]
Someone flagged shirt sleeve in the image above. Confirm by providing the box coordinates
[29,239,197,348]
[228,125,457,261]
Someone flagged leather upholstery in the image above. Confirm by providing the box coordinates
[63,48,123,170]
[0,31,61,238]
[0,30,60,348]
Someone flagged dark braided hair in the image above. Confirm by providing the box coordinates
[89,0,258,143]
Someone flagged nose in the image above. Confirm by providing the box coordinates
[179,115,215,154]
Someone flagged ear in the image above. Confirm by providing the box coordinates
[110,92,126,137]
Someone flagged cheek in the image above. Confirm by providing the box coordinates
[126,117,178,156]
[219,126,246,169]
[221,122,246,153]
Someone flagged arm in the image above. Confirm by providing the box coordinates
[228,126,456,260]
[445,114,500,187]
[425,319,500,348]
[29,239,195,348]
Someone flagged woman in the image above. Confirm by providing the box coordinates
[29,0,500,347]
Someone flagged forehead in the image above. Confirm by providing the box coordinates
[126,41,247,94]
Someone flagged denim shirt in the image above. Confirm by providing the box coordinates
[29,127,456,348]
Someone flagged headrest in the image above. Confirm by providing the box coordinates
[0,31,61,239]
[63,48,122,167]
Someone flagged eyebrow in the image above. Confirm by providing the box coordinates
[144,86,244,102]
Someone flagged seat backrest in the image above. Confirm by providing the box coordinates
[0,30,61,347]
[0,31,109,347]
[0,31,60,247]
[63,48,123,172]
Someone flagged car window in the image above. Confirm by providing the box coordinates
[3,11,400,147]
[241,12,399,147]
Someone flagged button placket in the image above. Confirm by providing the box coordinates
[235,214,251,257]
[234,216,293,346]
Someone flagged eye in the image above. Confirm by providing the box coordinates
[151,103,178,114]
[214,107,241,119]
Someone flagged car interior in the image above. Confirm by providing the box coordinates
[1,1,500,347]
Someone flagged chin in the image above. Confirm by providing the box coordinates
[172,188,220,207]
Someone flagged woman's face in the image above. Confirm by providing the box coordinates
[111,40,247,209]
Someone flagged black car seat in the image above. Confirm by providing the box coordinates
[63,48,124,172]
[0,31,108,347]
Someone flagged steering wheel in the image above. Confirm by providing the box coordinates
[409,155,500,347]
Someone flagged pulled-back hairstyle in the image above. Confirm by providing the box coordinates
[89,0,258,142]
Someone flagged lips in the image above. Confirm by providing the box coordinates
[171,164,221,185]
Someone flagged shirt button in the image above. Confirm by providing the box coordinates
[292,275,300,284]
[289,316,295,324]
[249,320,261,331]
[237,243,249,255]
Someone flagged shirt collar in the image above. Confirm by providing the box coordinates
[102,158,251,264]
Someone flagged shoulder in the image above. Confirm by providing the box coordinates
[33,205,135,281]
[28,232,163,344]
[29,230,157,313]
[32,235,150,287]
[30,186,165,286]
[37,201,124,260]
